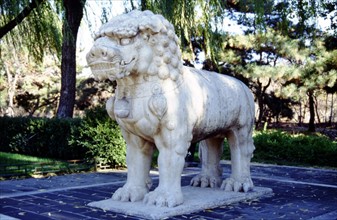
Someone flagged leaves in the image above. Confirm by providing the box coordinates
[70,106,127,167]
[0,0,63,62]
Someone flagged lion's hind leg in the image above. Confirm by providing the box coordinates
[190,138,223,188]
[221,127,255,192]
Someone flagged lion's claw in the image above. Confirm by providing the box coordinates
[143,189,183,207]
[190,174,222,188]
[112,185,148,202]
[220,177,253,192]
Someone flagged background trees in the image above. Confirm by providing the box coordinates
[0,0,85,118]
[0,0,62,116]
[0,0,336,131]
[140,0,336,131]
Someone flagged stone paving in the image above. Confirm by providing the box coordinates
[1,163,337,220]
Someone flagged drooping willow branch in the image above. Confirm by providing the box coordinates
[0,0,45,39]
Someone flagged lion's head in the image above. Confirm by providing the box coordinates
[86,10,183,82]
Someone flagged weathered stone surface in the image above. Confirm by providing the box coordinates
[88,186,273,220]
[87,10,256,207]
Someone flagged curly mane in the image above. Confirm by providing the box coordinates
[95,10,183,81]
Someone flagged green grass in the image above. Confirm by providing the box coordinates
[0,152,57,165]
[0,152,93,178]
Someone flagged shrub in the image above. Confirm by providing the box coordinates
[0,107,126,167]
[0,116,84,160]
[253,130,337,167]
[69,106,126,168]
[221,130,337,167]
[2,113,335,168]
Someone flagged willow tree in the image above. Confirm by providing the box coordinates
[0,0,62,116]
[0,0,86,118]
[0,0,62,61]
[139,0,228,63]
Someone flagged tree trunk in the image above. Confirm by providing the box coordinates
[56,0,86,118]
[256,94,264,128]
[255,79,271,128]
[314,95,321,124]
[308,90,315,132]
[141,0,148,10]
[4,62,19,117]
[298,99,303,126]
[329,93,334,126]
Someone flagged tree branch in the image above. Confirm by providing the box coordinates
[0,0,45,39]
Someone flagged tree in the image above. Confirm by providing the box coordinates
[1,0,86,118]
[282,43,337,131]
[0,0,44,39]
[0,0,62,61]
[203,0,337,130]
[139,0,228,62]
[2,0,336,124]
[0,0,62,117]
[137,0,337,130]
[56,0,86,118]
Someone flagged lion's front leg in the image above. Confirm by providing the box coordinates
[143,137,188,207]
[112,130,154,202]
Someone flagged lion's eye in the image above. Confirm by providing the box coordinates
[120,38,132,45]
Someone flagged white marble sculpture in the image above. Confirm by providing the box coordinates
[86,10,256,208]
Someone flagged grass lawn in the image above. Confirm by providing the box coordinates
[0,152,57,165]
[0,152,93,178]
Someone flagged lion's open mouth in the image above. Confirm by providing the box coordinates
[88,57,136,80]
[88,61,119,73]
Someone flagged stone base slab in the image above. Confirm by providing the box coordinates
[88,186,273,219]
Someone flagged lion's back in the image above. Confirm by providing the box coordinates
[181,67,255,140]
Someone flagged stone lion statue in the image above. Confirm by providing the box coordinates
[87,10,255,207]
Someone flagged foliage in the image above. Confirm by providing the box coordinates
[140,0,227,61]
[254,130,337,167]
[0,116,84,160]
[0,43,61,117]
[0,104,126,167]
[69,106,126,168]
[0,106,126,167]
[1,0,336,127]
[223,130,337,167]
[138,0,337,129]
[0,0,63,61]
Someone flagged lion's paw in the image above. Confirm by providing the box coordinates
[143,188,183,207]
[220,177,254,192]
[190,174,222,188]
[112,185,148,202]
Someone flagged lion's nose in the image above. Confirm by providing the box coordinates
[88,46,109,60]
[87,45,119,65]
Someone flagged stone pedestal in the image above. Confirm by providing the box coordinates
[88,186,273,220]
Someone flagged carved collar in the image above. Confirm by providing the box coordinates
[115,76,184,99]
